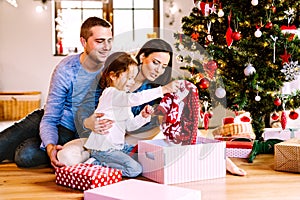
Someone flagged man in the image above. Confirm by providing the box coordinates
[0,17,113,168]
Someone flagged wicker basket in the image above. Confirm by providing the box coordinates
[212,123,256,140]
[0,91,41,121]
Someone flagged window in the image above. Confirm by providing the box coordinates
[54,0,159,55]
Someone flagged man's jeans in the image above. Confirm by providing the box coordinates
[90,144,142,177]
[0,109,76,168]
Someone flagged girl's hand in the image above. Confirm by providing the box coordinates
[162,80,181,94]
[141,105,154,118]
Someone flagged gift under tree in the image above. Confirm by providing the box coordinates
[174,0,300,140]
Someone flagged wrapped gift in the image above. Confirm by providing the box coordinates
[84,179,201,200]
[55,163,122,190]
[225,140,253,158]
[212,123,256,139]
[138,137,226,184]
[262,128,300,141]
[274,138,300,173]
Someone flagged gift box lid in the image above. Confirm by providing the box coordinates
[84,179,201,200]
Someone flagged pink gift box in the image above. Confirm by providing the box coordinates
[55,163,122,191]
[84,179,201,200]
[138,137,226,184]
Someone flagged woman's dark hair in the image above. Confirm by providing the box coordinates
[99,52,138,88]
[135,38,173,85]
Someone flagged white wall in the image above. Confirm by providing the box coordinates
[0,0,193,106]
[0,0,61,105]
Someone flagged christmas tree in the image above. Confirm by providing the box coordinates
[174,0,300,138]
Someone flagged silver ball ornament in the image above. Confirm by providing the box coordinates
[215,87,226,98]
[244,64,256,76]
[255,95,261,101]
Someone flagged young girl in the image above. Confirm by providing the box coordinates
[84,52,180,177]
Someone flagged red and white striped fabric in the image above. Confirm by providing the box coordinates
[155,80,200,145]
[55,163,122,191]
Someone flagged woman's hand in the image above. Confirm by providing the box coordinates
[141,105,154,118]
[83,113,113,135]
[46,144,65,168]
[161,80,181,94]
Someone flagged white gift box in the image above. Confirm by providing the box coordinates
[138,137,226,184]
[84,179,201,200]
[262,128,300,141]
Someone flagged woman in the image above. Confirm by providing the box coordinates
[75,38,247,176]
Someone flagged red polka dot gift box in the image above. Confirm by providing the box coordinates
[55,163,122,191]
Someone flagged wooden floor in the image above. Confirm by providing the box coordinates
[1,154,300,200]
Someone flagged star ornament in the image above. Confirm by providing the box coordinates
[280,49,291,64]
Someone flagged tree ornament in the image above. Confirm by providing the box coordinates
[178,43,184,50]
[176,54,184,63]
[280,49,291,64]
[205,21,213,47]
[271,112,280,120]
[289,110,299,120]
[274,97,281,106]
[265,10,273,29]
[191,42,197,50]
[191,32,199,41]
[208,110,213,118]
[281,61,300,81]
[232,31,242,41]
[271,5,276,13]
[178,33,184,50]
[254,28,262,37]
[226,12,233,48]
[244,63,256,76]
[215,87,226,98]
[281,111,287,130]
[255,95,261,101]
[251,0,258,6]
[198,78,210,89]
[270,35,278,63]
[265,21,273,29]
[217,3,224,17]
[203,60,218,79]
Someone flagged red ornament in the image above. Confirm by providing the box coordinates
[198,78,210,89]
[191,32,200,41]
[281,111,287,130]
[271,112,280,121]
[203,112,209,130]
[232,31,242,41]
[271,5,276,13]
[274,98,281,106]
[203,60,218,79]
[280,49,291,64]
[226,13,233,47]
[289,110,299,120]
[208,111,213,119]
[265,21,273,29]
